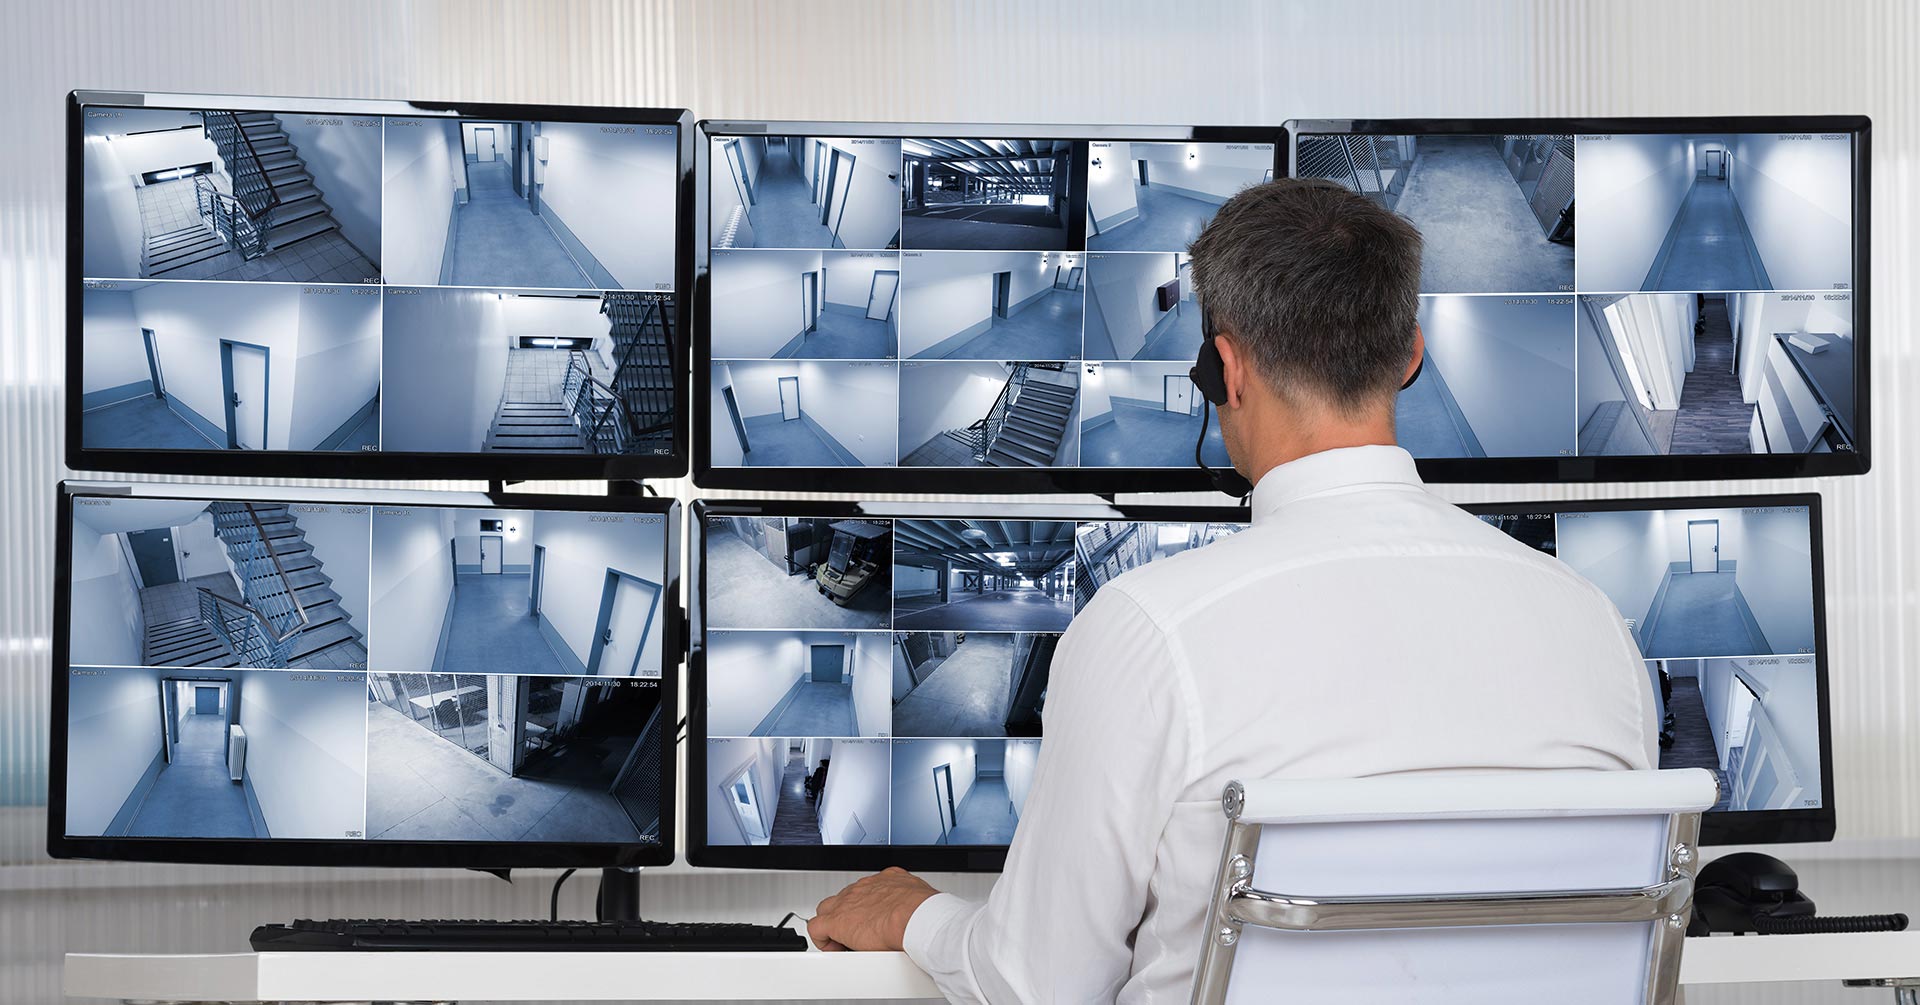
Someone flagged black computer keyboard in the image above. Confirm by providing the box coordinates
[251,918,809,952]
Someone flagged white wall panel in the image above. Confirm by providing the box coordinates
[2,3,1917,1002]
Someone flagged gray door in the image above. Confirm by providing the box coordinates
[126,529,180,586]
[194,685,221,715]
[810,644,845,683]
[141,328,166,399]
[722,384,752,451]
[993,272,1012,318]
[800,272,819,333]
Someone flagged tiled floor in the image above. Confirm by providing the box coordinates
[502,348,575,404]
[438,573,570,676]
[759,678,856,736]
[739,412,858,467]
[140,575,240,641]
[1395,136,1575,295]
[783,306,894,359]
[1081,400,1229,468]
[923,288,1083,361]
[902,202,1071,251]
[1088,183,1220,252]
[768,754,825,845]
[450,160,592,289]
[364,701,642,842]
[892,633,1014,737]
[704,531,893,631]
[1643,572,1773,659]
[744,147,839,249]
[1646,179,1765,291]
[1669,299,1754,454]
[1133,302,1205,361]
[135,178,376,284]
[125,709,259,839]
[893,589,1073,633]
[946,776,1017,845]
[82,397,223,451]
[900,430,982,467]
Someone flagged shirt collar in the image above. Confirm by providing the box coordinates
[1249,445,1425,524]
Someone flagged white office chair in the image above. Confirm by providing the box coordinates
[1191,768,1719,1005]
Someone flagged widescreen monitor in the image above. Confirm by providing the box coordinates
[693,120,1285,494]
[686,492,1829,871]
[68,91,694,480]
[50,481,679,867]
[1291,116,1871,483]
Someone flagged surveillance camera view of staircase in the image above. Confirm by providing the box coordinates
[380,289,676,456]
[711,136,903,251]
[382,117,678,291]
[1085,140,1273,253]
[1299,132,1574,294]
[707,738,892,847]
[65,668,368,839]
[902,139,1076,251]
[81,108,381,284]
[366,673,665,843]
[899,362,1079,467]
[67,498,371,672]
[892,520,1075,633]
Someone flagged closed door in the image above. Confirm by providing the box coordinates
[867,271,899,321]
[530,545,545,614]
[479,535,503,575]
[194,685,221,715]
[474,127,497,162]
[810,644,845,683]
[1163,374,1187,412]
[778,376,800,420]
[993,272,1012,318]
[126,528,180,586]
[933,763,957,842]
[1688,520,1719,573]
[1705,148,1724,178]
[592,572,662,677]
[728,770,769,844]
[221,341,268,450]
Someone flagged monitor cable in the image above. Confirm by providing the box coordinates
[549,868,577,923]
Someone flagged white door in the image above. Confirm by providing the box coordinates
[1688,520,1719,573]
[1729,703,1805,811]
[1163,375,1187,413]
[728,771,769,844]
[479,536,503,575]
[779,376,800,420]
[227,343,268,450]
[474,127,497,162]
[867,272,899,321]
[596,574,661,677]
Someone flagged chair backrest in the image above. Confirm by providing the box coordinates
[1191,769,1719,1005]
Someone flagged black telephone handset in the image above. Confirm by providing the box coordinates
[1688,852,1909,936]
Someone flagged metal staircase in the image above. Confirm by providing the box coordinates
[186,111,344,264]
[971,362,1077,467]
[602,296,677,453]
[200,502,366,669]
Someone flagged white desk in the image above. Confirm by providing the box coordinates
[63,932,1920,1002]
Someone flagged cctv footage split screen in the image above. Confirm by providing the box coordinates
[75,98,683,461]
[694,500,1825,858]
[702,126,1861,476]
[61,491,673,846]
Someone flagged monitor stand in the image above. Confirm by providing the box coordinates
[597,867,643,922]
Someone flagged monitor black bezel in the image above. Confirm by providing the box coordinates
[1291,115,1873,484]
[48,480,682,868]
[686,491,1833,871]
[690,120,1289,495]
[1459,490,1836,845]
[685,497,1253,872]
[65,90,696,481]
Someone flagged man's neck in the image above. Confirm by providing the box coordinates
[1241,416,1398,490]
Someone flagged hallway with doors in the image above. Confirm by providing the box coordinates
[768,748,824,845]
[1646,175,1768,291]
[449,125,593,289]
[126,680,258,838]
[1668,296,1752,454]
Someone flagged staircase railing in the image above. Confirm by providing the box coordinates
[562,351,634,455]
[202,502,310,667]
[968,363,1034,462]
[197,111,282,258]
[603,296,677,443]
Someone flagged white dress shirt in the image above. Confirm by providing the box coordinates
[902,445,1658,1004]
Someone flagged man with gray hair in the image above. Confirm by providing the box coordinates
[808,179,1657,1003]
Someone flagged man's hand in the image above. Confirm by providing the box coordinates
[808,867,939,951]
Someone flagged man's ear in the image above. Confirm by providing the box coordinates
[1214,332,1247,409]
